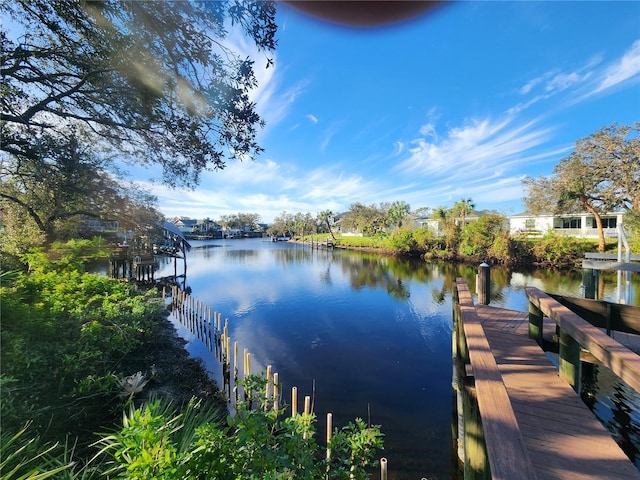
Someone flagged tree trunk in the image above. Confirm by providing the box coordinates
[325,220,336,240]
[582,198,605,252]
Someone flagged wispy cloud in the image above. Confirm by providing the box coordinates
[590,39,640,95]
[512,39,640,112]
[223,22,310,134]
[396,117,555,178]
[306,114,319,124]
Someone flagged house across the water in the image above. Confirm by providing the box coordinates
[509,211,624,239]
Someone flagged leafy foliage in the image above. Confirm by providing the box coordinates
[0,128,164,248]
[95,376,384,479]
[525,232,593,268]
[1,243,163,443]
[341,203,388,237]
[1,0,277,188]
[458,213,508,259]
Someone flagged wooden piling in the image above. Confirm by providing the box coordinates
[559,328,581,392]
[380,458,388,480]
[291,386,298,417]
[477,263,490,306]
[326,412,332,460]
[528,301,544,345]
[273,372,279,410]
[265,365,272,410]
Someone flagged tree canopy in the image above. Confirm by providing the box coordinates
[0,127,163,251]
[523,123,639,251]
[1,0,277,188]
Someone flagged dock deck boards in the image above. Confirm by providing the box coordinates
[475,304,640,480]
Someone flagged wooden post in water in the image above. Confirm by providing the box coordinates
[234,341,239,404]
[380,458,388,480]
[462,380,490,480]
[528,301,544,346]
[559,329,581,392]
[291,386,298,417]
[477,263,490,306]
[265,365,272,410]
[272,372,279,410]
[582,268,597,299]
[326,412,332,464]
[303,396,311,439]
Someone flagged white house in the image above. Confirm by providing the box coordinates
[173,218,198,233]
[509,211,624,239]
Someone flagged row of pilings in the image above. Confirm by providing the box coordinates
[167,285,389,478]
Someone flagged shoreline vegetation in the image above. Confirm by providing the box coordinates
[290,230,619,270]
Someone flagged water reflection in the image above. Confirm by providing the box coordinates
[153,238,639,479]
[582,363,640,468]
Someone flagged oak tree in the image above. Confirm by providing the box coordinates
[523,123,639,252]
[0,128,163,250]
[1,0,277,188]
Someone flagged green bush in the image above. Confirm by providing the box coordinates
[383,228,417,254]
[95,376,384,479]
[459,214,507,258]
[1,244,163,442]
[527,232,592,268]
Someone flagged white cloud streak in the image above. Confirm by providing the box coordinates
[591,39,640,94]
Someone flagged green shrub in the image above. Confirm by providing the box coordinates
[528,232,592,268]
[1,247,163,441]
[459,214,507,258]
[95,376,384,479]
[383,228,416,254]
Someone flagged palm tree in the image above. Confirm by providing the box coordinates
[318,210,336,240]
[453,198,475,228]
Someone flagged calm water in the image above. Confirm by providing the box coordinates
[153,238,639,479]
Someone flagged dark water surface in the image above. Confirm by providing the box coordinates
[154,238,639,479]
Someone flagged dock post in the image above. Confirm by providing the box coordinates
[477,263,490,306]
[528,301,544,346]
[462,381,489,480]
[581,268,597,299]
[559,329,581,392]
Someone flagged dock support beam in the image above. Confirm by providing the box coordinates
[559,329,581,392]
[528,302,544,345]
[581,268,597,299]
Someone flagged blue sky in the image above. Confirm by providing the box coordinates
[147,1,640,223]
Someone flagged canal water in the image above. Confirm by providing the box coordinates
[154,237,639,479]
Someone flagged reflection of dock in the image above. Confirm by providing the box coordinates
[453,278,640,479]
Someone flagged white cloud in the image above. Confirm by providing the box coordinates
[397,117,555,178]
[222,22,310,134]
[591,39,640,94]
[306,114,319,124]
[392,141,405,156]
[545,71,590,93]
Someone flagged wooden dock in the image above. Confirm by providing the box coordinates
[454,279,640,480]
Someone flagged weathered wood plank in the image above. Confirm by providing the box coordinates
[456,280,538,479]
[525,287,640,393]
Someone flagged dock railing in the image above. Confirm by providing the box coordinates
[454,279,537,479]
[526,286,640,393]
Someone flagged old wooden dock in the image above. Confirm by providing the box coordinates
[454,278,640,480]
